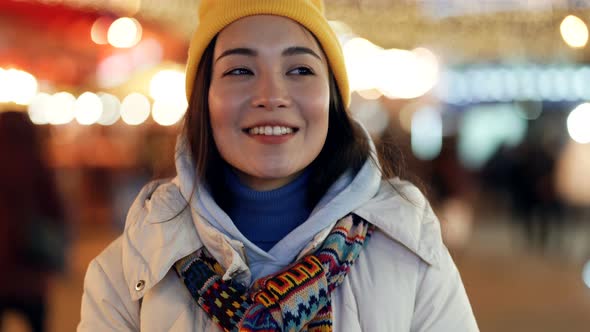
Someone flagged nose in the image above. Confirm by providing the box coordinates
[250,72,292,110]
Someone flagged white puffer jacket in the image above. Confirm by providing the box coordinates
[78,137,479,332]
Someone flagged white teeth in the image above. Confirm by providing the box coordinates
[247,126,295,136]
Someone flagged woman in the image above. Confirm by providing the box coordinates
[79,0,479,331]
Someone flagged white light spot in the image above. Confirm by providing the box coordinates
[120,93,150,125]
[28,92,52,125]
[108,17,142,48]
[74,92,103,125]
[48,92,76,125]
[149,70,186,102]
[567,103,590,144]
[152,99,187,126]
[97,93,121,126]
[0,69,38,105]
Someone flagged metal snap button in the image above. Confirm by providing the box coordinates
[135,280,145,291]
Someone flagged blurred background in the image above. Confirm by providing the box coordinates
[1,0,589,331]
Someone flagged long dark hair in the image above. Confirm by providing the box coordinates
[181,36,401,211]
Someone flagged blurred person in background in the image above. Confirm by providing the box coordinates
[78,0,478,331]
[483,131,565,253]
[0,111,66,332]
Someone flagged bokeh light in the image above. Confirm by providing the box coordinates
[0,69,38,105]
[386,47,438,99]
[107,17,142,48]
[149,70,186,102]
[343,37,383,92]
[91,16,112,45]
[97,93,121,126]
[120,93,150,125]
[151,99,187,126]
[48,92,76,125]
[74,92,103,125]
[27,92,52,125]
[411,106,443,160]
[459,104,527,169]
[567,103,590,144]
[561,15,588,48]
[343,38,439,100]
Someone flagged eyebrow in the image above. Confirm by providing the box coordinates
[282,46,322,60]
[215,46,322,63]
[215,48,257,63]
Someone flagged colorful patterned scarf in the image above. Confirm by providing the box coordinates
[174,214,374,332]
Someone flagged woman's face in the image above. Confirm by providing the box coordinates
[208,15,330,191]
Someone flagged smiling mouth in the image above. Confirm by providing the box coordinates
[243,125,299,136]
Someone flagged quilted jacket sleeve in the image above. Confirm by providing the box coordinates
[78,238,140,332]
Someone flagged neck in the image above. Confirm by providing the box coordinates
[234,169,305,191]
[223,167,312,251]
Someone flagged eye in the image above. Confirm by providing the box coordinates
[288,67,314,76]
[223,68,253,76]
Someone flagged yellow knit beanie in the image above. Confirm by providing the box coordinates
[185,0,350,107]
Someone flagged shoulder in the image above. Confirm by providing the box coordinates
[85,236,135,301]
[354,178,443,266]
[80,237,141,331]
[93,235,124,274]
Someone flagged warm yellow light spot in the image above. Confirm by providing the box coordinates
[108,17,142,48]
[561,15,589,48]
[149,70,186,102]
[0,69,38,105]
[91,17,112,45]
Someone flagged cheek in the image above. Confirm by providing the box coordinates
[208,92,235,154]
[208,84,240,130]
[297,83,330,126]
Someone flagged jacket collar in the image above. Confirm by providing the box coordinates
[120,179,203,301]
[120,177,441,301]
[121,177,254,301]
[121,133,440,300]
[354,178,442,267]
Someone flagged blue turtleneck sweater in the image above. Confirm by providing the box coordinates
[224,168,311,252]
